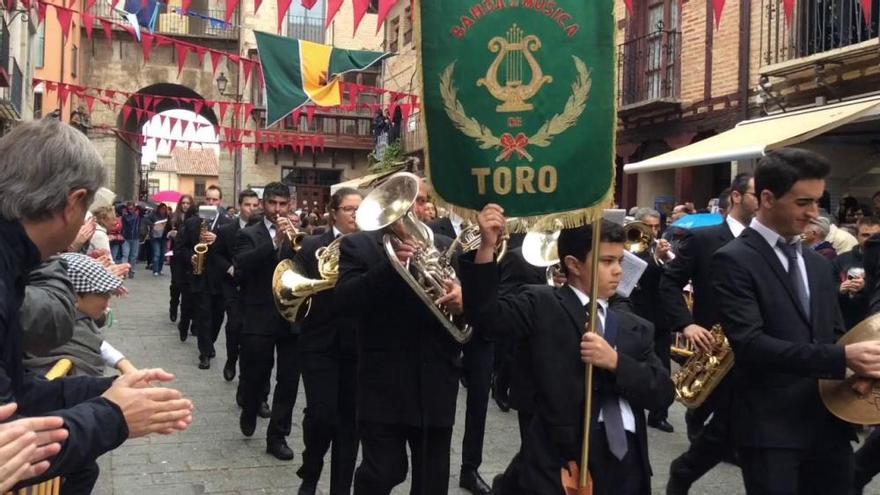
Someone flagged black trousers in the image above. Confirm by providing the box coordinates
[239,330,300,440]
[492,411,533,495]
[648,328,672,422]
[59,461,100,495]
[854,428,880,492]
[297,352,358,494]
[739,436,853,495]
[353,422,453,495]
[194,291,225,358]
[461,335,493,471]
[222,291,242,364]
[669,381,735,485]
[587,429,645,495]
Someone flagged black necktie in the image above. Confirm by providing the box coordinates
[587,304,628,460]
[777,239,810,318]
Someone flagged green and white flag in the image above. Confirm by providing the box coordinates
[417,0,616,226]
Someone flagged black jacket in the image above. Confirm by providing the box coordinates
[713,227,853,449]
[212,219,243,300]
[234,221,288,335]
[460,258,673,494]
[287,230,357,357]
[336,230,460,427]
[660,222,735,331]
[182,208,233,294]
[428,217,457,240]
[0,218,127,482]
[630,253,665,331]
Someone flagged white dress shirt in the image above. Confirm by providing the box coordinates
[726,214,747,238]
[569,286,636,433]
[239,217,247,230]
[750,218,810,299]
[264,217,277,245]
[332,226,342,238]
[448,211,464,237]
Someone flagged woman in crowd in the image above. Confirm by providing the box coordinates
[166,196,193,324]
[146,203,170,276]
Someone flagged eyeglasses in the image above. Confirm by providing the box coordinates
[337,206,359,214]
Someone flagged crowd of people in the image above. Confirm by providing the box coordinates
[5,117,880,495]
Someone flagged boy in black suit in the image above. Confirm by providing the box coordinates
[460,205,674,495]
[712,148,880,494]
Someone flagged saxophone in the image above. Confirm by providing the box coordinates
[192,220,209,275]
[672,324,735,408]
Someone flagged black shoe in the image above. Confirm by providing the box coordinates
[177,321,189,342]
[648,418,675,433]
[491,380,511,413]
[258,401,271,419]
[169,306,178,322]
[267,439,294,461]
[198,356,211,370]
[297,478,318,495]
[208,350,216,358]
[236,391,244,409]
[459,468,491,495]
[240,411,256,437]
[223,360,236,381]
[666,475,690,495]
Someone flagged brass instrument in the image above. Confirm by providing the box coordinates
[670,332,696,358]
[356,172,472,344]
[192,220,209,275]
[445,221,512,262]
[272,236,342,323]
[522,224,562,286]
[672,324,734,408]
[819,313,880,425]
[623,220,655,255]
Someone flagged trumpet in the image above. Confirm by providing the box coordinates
[277,216,306,251]
[357,172,472,344]
[445,220,513,262]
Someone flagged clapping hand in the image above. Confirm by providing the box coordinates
[0,403,68,492]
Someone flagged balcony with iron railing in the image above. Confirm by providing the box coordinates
[760,0,880,77]
[617,29,681,115]
[91,2,239,40]
[251,108,376,150]
[288,15,325,43]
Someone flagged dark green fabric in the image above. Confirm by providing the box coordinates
[419,1,616,218]
[328,48,391,76]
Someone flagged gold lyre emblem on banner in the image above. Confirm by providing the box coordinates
[477,24,553,113]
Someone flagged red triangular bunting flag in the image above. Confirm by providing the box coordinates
[210,50,223,76]
[84,95,95,113]
[56,6,74,39]
[243,103,254,121]
[218,102,230,122]
[277,0,293,32]
[861,0,872,25]
[224,0,239,23]
[36,2,47,23]
[292,107,302,127]
[82,13,94,39]
[182,0,191,11]
[400,103,411,124]
[254,0,262,14]
[194,46,208,65]
[134,108,145,123]
[325,0,343,27]
[352,0,370,35]
[141,33,154,62]
[142,95,154,111]
[101,20,113,44]
[158,114,166,128]
[105,89,116,100]
[302,0,317,8]
[111,0,120,9]
[181,119,190,135]
[169,139,178,153]
[193,99,204,116]
[623,0,633,14]
[712,0,725,29]
[57,84,70,107]
[241,59,253,87]
[169,117,179,133]
[122,106,133,124]
[306,105,316,126]
[86,0,96,10]
[175,43,190,76]
[782,0,796,25]
[376,0,397,33]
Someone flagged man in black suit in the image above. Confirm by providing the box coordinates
[833,216,880,330]
[712,148,880,494]
[428,211,493,494]
[212,189,260,381]
[662,172,757,494]
[338,176,464,495]
[287,187,363,495]
[235,182,301,461]
[181,185,233,369]
[462,208,674,495]
[629,207,676,433]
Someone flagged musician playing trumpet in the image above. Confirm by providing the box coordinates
[459,204,673,495]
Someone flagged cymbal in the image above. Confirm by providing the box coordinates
[819,313,880,425]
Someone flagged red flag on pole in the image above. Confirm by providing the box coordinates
[376,0,398,33]
[325,0,343,27]
[352,0,370,35]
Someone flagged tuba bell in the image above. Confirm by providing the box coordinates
[671,324,735,408]
[623,220,655,255]
[522,222,562,286]
[356,172,472,344]
[272,236,342,323]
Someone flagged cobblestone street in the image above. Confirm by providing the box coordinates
[91,266,878,494]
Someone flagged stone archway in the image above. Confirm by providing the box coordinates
[115,83,219,200]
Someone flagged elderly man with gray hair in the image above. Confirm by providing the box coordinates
[804,217,838,261]
[0,119,194,491]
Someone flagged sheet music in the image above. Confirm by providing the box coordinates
[617,250,647,298]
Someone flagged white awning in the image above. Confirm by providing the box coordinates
[623,96,880,174]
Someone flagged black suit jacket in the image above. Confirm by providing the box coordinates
[234,221,287,335]
[660,222,735,331]
[212,219,242,300]
[182,208,232,294]
[428,217,457,240]
[630,253,665,331]
[460,258,674,494]
[284,230,357,357]
[712,227,853,449]
[336,230,460,427]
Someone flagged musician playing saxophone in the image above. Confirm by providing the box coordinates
[336,177,464,495]
[281,187,363,495]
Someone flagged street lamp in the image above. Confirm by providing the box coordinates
[216,72,243,198]
[139,160,157,201]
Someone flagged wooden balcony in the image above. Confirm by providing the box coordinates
[252,108,376,151]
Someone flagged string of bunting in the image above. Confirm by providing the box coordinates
[621,1,819,29]
[94,125,328,154]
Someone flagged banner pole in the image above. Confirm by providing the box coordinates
[580,218,602,489]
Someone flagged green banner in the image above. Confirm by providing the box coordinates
[417,0,616,223]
